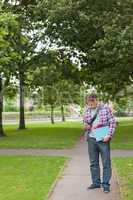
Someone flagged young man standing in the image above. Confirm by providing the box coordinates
[83,94,116,193]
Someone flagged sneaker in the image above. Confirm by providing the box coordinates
[87,184,101,190]
[103,187,110,193]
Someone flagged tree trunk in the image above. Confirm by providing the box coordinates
[19,69,26,129]
[61,105,65,122]
[0,76,5,137]
[50,105,54,124]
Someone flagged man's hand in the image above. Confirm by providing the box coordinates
[91,125,98,130]
[84,124,91,131]
[80,134,85,141]
[103,135,111,143]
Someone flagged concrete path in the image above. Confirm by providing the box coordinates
[48,141,121,200]
[0,145,133,157]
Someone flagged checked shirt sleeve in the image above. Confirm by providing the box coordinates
[83,108,91,124]
[107,107,116,137]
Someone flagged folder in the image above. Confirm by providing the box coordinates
[92,126,110,142]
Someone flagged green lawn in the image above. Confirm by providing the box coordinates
[113,158,133,200]
[0,155,67,200]
[111,120,133,149]
[0,122,82,149]
[0,120,133,149]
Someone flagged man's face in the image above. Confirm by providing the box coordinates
[87,99,98,109]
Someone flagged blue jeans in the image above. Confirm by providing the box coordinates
[88,137,111,188]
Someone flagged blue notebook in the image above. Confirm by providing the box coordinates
[92,126,110,142]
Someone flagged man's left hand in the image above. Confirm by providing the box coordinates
[103,135,111,143]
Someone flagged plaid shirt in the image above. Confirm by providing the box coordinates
[83,104,116,137]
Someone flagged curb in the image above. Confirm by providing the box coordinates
[112,165,122,200]
[46,157,70,200]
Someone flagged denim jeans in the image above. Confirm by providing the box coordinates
[88,137,111,188]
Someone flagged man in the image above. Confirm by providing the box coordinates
[83,94,116,193]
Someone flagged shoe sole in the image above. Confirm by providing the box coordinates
[87,187,101,190]
[103,190,110,193]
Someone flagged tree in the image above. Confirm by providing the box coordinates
[0,75,5,136]
[29,47,81,123]
[0,4,18,136]
[41,0,133,97]
[87,16,133,98]
[31,61,61,124]
[2,0,45,129]
[56,79,80,122]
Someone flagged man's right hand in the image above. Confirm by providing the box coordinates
[84,124,91,131]
[80,135,85,141]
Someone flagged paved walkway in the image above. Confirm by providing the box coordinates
[0,142,133,200]
[48,141,121,200]
[0,144,133,157]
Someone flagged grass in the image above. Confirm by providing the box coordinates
[0,122,82,149]
[111,120,133,150]
[0,155,67,200]
[113,158,133,200]
[0,120,133,149]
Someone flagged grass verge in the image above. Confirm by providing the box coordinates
[0,155,67,200]
[113,157,133,200]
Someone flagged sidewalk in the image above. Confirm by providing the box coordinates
[48,141,120,200]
